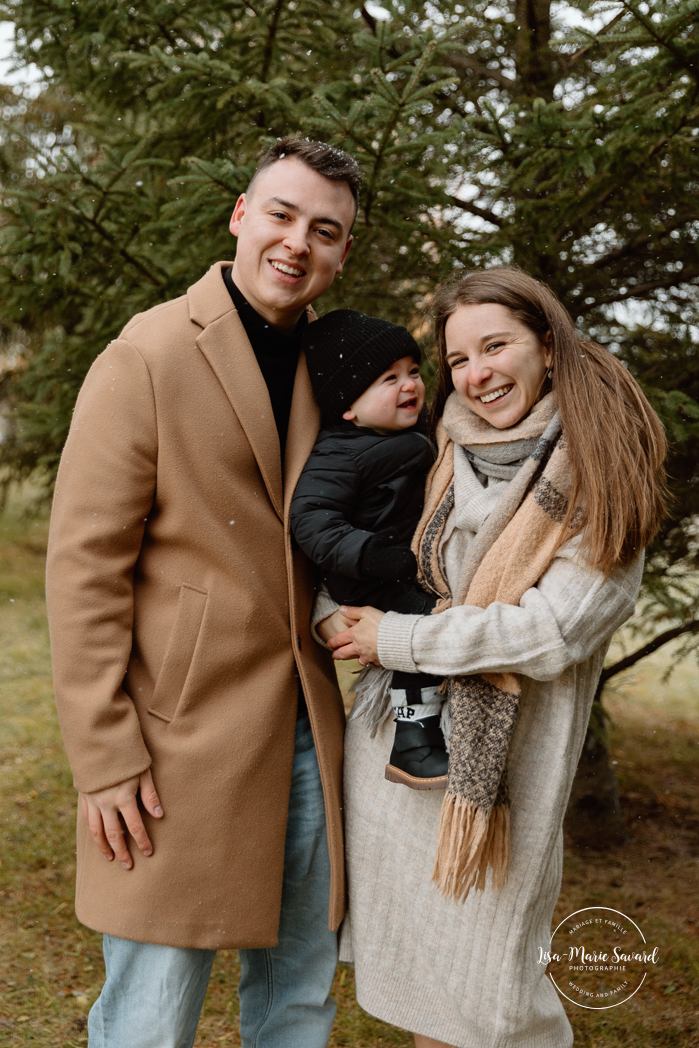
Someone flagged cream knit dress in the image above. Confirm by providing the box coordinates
[328,445,643,1048]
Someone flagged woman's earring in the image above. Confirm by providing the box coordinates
[547,368,553,379]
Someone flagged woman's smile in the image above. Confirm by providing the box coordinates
[476,384,514,405]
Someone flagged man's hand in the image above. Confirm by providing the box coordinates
[327,605,385,665]
[79,768,163,870]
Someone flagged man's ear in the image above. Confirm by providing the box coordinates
[342,407,356,422]
[229,194,247,237]
[336,235,354,274]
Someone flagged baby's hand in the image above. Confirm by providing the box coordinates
[360,534,417,583]
[316,608,354,643]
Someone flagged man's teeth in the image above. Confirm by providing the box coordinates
[271,261,304,277]
[479,385,512,404]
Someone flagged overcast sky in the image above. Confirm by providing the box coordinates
[0,20,42,86]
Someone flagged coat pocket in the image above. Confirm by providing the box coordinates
[147,584,208,723]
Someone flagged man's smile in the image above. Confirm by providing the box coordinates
[269,259,306,279]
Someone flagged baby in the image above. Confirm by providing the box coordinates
[291,309,448,789]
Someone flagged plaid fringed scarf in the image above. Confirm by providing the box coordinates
[411,391,576,902]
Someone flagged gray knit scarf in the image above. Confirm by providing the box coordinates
[412,392,577,901]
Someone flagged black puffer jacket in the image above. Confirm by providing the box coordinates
[290,422,436,613]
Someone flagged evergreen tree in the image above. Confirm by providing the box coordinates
[0,0,466,472]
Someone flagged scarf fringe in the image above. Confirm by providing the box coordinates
[432,794,510,902]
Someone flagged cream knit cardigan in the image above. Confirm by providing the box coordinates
[316,444,643,1048]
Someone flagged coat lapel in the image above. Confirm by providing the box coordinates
[189,263,284,520]
[284,349,321,524]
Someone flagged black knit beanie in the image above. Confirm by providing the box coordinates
[301,310,421,421]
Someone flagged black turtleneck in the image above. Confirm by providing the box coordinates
[223,267,306,467]
[223,268,309,719]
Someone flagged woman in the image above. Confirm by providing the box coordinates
[316,268,666,1048]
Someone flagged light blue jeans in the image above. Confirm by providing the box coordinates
[87,714,338,1048]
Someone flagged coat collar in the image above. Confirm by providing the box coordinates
[188,263,320,523]
[188,260,238,328]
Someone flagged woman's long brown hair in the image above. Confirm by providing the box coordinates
[429,267,667,576]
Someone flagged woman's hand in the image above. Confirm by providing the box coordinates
[327,605,385,665]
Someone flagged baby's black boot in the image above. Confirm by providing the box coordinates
[385,672,448,790]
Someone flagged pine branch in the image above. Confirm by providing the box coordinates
[600,619,699,685]
[360,5,377,33]
[260,0,285,83]
[154,14,201,54]
[445,53,514,91]
[156,22,180,50]
[565,10,627,70]
[77,139,155,224]
[364,41,439,224]
[45,161,168,287]
[619,0,699,77]
[586,213,695,274]
[449,196,502,226]
[647,135,668,159]
[182,157,240,194]
[645,108,693,158]
[477,102,513,156]
[554,185,616,242]
[575,272,699,312]
[360,4,407,64]
[76,211,167,288]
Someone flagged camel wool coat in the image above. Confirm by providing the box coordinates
[45,261,347,949]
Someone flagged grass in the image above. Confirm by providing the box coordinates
[0,507,697,1046]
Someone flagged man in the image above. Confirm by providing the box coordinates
[46,137,359,1048]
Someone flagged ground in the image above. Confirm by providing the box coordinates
[0,508,697,1046]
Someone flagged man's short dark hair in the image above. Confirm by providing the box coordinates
[250,136,361,210]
